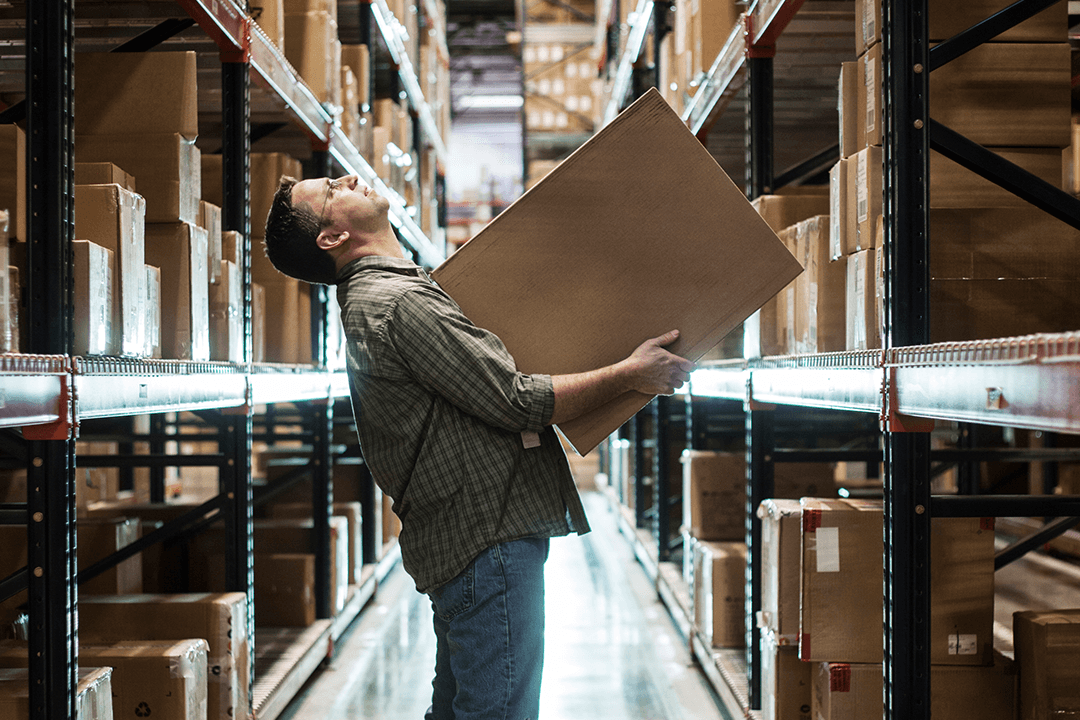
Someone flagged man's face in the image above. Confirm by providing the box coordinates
[292,174,391,239]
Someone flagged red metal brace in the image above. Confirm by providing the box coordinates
[880,366,934,433]
[23,371,78,441]
[744,14,776,59]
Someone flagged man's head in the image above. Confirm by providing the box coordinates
[264,174,397,285]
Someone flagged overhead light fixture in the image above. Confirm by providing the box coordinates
[458,95,524,109]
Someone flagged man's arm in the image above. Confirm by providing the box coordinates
[548,330,695,426]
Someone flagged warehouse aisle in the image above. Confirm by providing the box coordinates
[279,491,727,720]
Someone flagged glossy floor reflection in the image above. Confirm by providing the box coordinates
[280,491,727,720]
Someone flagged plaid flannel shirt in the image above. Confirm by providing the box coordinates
[336,255,590,593]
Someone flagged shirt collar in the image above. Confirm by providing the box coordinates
[336,255,424,283]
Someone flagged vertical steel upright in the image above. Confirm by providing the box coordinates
[653,395,671,561]
[221,48,256,716]
[25,1,77,717]
[882,0,932,717]
[743,46,775,712]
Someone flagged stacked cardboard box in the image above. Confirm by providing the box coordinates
[80,593,249,720]
[74,51,209,360]
[523,41,597,136]
[253,0,285,48]
[284,0,341,106]
[1014,609,1080,720]
[690,538,746,648]
[839,0,1073,345]
[0,667,113,720]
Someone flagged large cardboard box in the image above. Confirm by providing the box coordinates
[761,628,812,720]
[845,248,880,351]
[75,162,136,192]
[0,125,26,242]
[268,501,363,585]
[930,279,1080,342]
[254,0,285,47]
[758,498,802,642]
[145,264,162,358]
[75,52,198,140]
[838,62,859,160]
[341,44,370,108]
[257,276,312,364]
[813,657,1016,720]
[79,593,249,720]
[254,553,316,627]
[144,222,210,361]
[77,133,201,224]
[210,260,244,363]
[252,281,266,362]
[860,43,882,149]
[828,159,849,260]
[795,215,845,354]
[692,540,746,648]
[432,90,801,454]
[284,11,337,103]
[800,499,995,664]
[1015,609,1080,720]
[853,146,882,251]
[75,183,147,356]
[751,191,830,235]
[929,43,1071,149]
[691,0,738,81]
[73,239,116,356]
[200,201,223,284]
[0,667,113,720]
[0,639,209,720]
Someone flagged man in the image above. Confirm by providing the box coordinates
[264,174,694,720]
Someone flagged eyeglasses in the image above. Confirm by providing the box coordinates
[318,177,342,225]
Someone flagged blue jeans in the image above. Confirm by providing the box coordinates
[425,537,550,720]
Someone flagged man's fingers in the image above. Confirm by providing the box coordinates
[653,329,680,346]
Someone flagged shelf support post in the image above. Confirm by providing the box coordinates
[744,405,774,711]
[653,395,672,561]
[25,0,78,717]
[883,0,932,716]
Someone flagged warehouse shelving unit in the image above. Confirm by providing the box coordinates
[600,0,1080,718]
[1,0,447,716]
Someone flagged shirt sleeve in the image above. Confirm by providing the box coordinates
[386,283,554,433]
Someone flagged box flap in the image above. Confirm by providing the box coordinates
[432,88,802,454]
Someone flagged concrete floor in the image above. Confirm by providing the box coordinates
[278,491,727,720]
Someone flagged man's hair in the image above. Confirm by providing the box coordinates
[263,175,339,285]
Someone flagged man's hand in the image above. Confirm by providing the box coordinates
[549,329,696,426]
[622,329,696,396]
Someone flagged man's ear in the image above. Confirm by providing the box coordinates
[316,229,349,251]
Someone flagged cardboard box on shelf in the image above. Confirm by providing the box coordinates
[75,183,147,356]
[838,62,859,159]
[252,281,266,362]
[751,190,830,234]
[1015,609,1080,720]
[342,44,370,108]
[253,0,285,47]
[77,133,201,224]
[221,229,243,268]
[931,147,1065,207]
[0,667,113,720]
[75,162,136,192]
[929,43,1071,149]
[845,248,880,351]
[761,627,812,720]
[284,11,337,103]
[691,0,739,82]
[79,593,249,720]
[828,159,850,260]
[692,540,746,648]
[75,51,199,140]
[79,517,143,596]
[73,240,115,356]
[854,146,882,251]
[210,260,243,363]
[433,90,801,453]
[930,278,1080,342]
[254,553,316,627]
[268,501,363,585]
[145,264,161,358]
[144,222,210,361]
[0,125,26,242]
[75,440,120,509]
[813,656,1017,720]
[758,498,802,642]
[860,43,881,149]
[794,215,845,354]
[199,201,223,284]
[256,276,312,363]
[2,262,16,355]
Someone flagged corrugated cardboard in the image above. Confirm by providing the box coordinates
[257,276,312,363]
[77,133,201,224]
[78,517,143,596]
[813,656,1017,720]
[854,0,881,54]
[73,240,115,356]
[1015,609,1080,720]
[929,517,996,665]
[200,201,223,284]
[145,264,161,358]
[75,52,199,140]
[758,498,802,642]
[829,160,848,260]
[269,501,363,585]
[838,62,858,160]
[284,11,338,103]
[254,553,316,627]
[932,147,1064,207]
[861,43,881,149]
[795,215,845,354]
[692,540,746,648]
[210,260,244,363]
[75,183,147,356]
[0,667,114,720]
[432,90,802,453]
[845,248,880,351]
[341,44,370,108]
[145,222,209,361]
[79,593,249,720]
[930,278,1080,342]
[0,125,26,242]
[854,146,882,250]
[682,450,745,541]
[75,162,136,192]
[929,0,1066,43]
[691,0,738,82]
[761,628,812,720]
[253,281,266,362]
[253,0,285,47]
[929,43,1071,148]
[222,229,243,268]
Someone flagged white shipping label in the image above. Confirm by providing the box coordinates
[948,634,978,655]
[863,2,876,46]
[865,56,876,133]
[816,526,841,572]
[857,153,869,223]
